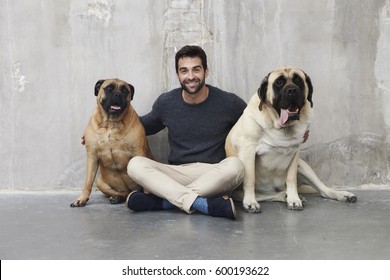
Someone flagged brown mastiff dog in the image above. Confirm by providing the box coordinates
[225,66,357,213]
[70,79,152,207]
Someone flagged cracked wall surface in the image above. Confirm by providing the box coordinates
[1,0,389,191]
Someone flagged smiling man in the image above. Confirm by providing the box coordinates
[126,45,247,220]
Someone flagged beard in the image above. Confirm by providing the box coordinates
[180,77,206,95]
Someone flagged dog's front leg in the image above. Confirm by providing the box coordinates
[240,144,261,213]
[70,153,99,207]
[286,151,303,210]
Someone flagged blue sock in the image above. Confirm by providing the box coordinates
[162,199,175,210]
[191,197,209,214]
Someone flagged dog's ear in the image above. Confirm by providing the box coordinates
[95,80,105,96]
[303,72,313,108]
[257,73,270,111]
[128,83,135,100]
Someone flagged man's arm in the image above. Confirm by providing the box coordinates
[303,130,309,143]
[140,113,165,135]
[139,98,166,136]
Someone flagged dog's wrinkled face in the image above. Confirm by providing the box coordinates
[258,67,313,126]
[95,79,135,116]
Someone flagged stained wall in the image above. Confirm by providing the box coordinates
[1,0,389,190]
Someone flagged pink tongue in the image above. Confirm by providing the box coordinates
[279,109,289,126]
[111,105,121,110]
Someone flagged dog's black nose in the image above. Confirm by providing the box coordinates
[285,85,299,96]
[111,92,122,100]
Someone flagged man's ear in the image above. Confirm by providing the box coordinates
[95,80,105,96]
[257,73,270,111]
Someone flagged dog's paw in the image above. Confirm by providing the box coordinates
[287,198,303,210]
[243,199,261,213]
[337,191,357,203]
[287,202,304,210]
[70,197,89,207]
[343,193,357,203]
[109,195,125,204]
[286,192,304,210]
[345,195,357,203]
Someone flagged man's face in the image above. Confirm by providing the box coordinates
[177,56,208,95]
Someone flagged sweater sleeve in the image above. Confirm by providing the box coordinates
[140,97,166,136]
[231,95,247,124]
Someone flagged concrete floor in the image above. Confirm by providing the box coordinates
[0,189,389,260]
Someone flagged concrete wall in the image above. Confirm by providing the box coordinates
[1,0,389,191]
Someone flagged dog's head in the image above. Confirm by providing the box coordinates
[257,66,313,127]
[94,79,135,117]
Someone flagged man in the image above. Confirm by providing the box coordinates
[126,45,247,220]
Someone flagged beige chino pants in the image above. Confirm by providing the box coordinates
[127,156,244,213]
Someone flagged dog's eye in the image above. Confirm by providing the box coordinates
[106,85,114,92]
[120,86,129,93]
[293,75,304,89]
[274,78,285,87]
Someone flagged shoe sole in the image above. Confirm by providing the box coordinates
[228,197,237,220]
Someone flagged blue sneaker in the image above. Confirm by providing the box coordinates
[126,191,164,212]
[207,196,237,220]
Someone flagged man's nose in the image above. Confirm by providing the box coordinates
[187,70,195,79]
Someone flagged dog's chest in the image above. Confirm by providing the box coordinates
[256,142,298,167]
[95,133,135,170]
[254,142,298,190]
[255,128,301,173]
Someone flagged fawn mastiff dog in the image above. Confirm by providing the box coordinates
[225,66,357,212]
[71,79,152,207]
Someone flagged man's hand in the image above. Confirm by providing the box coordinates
[302,130,309,143]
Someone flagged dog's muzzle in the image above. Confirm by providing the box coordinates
[102,93,128,115]
[278,85,304,126]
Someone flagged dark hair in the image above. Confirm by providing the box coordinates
[175,45,208,73]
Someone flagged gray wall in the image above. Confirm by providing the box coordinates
[1,0,389,191]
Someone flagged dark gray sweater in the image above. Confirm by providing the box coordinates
[141,85,247,165]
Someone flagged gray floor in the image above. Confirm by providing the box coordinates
[0,189,389,260]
